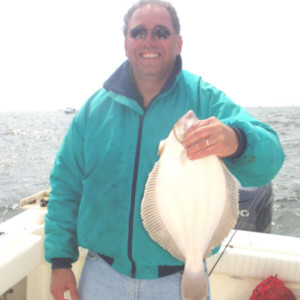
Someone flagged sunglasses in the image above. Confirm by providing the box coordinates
[130,25,173,40]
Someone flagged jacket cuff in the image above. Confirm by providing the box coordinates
[51,258,73,269]
[228,128,247,159]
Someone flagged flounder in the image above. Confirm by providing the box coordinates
[141,110,239,300]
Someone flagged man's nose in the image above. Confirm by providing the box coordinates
[142,32,157,46]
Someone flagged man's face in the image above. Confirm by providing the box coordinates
[124,4,182,81]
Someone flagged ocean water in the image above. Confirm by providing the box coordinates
[0,107,299,237]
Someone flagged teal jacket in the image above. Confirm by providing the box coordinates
[44,57,285,279]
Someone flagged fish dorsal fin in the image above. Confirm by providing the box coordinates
[141,160,185,262]
[204,162,239,258]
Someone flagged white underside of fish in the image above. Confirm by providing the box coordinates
[141,111,239,300]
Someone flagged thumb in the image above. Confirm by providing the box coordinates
[70,286,79,300]
[69,285,79,300]
[70,291,79,300]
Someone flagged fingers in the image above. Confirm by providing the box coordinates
[184,136,217,160]
[183,118,216,159]
[70,286,79,300]
[184,119,212,148]
[51,269,79,300]
[183,117,239,159]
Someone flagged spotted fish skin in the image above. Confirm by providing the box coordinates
[141,110,239,300]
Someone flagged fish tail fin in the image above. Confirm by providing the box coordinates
[181,263,207,300]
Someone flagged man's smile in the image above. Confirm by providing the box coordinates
[139,52,160,59]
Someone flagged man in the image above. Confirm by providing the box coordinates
[45,1,285,299]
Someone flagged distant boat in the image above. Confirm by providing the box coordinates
[64,107,77,114]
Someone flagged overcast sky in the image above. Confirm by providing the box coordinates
[0,0,299,111]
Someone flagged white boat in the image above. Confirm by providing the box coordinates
[64,107,77,114]
[1,192,300,299]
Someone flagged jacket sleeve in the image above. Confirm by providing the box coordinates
[44,110,86,264]
[198,79,285,187]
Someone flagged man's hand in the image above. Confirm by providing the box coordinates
[183,117,239,160]
[50,269,79,300]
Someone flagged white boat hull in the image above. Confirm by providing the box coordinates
[207,230,300,299]
[0,210,299,299]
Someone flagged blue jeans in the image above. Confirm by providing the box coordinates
[78,251,211,300]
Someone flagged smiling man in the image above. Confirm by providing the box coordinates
[124,3,182,107]
[45,1,284,299]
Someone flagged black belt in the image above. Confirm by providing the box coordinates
[98,253,184,278]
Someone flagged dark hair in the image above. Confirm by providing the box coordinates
[123,0,181,36]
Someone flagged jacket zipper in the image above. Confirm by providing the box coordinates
[128,114,144,277]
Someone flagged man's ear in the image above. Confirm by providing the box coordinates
[124,40,129,57]
[176,35,183,55]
